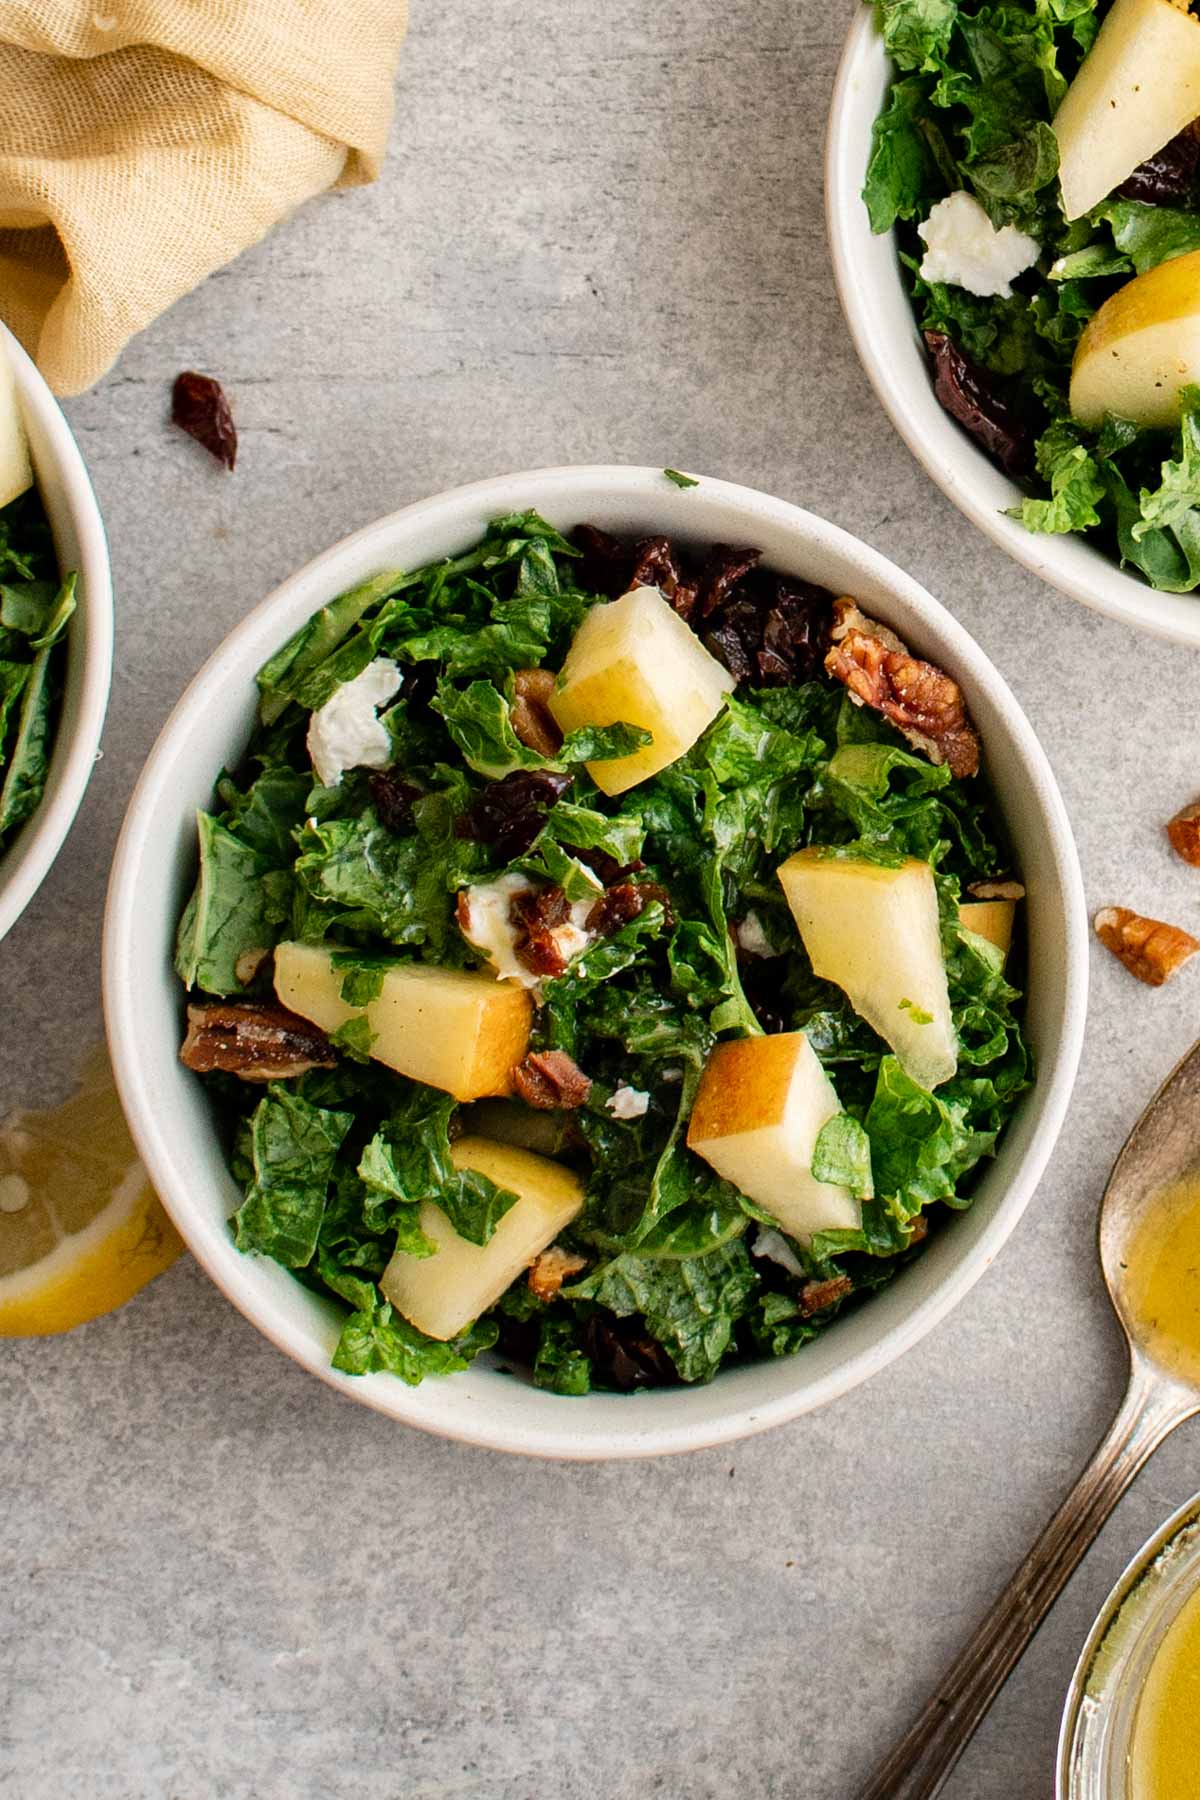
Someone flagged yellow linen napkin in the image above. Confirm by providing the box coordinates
[0,1,409,394]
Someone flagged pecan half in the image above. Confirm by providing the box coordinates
[180,1002,336,1082]
[510,668,563,758]
[512,1049,593,1109]
[1167,801,1200,868]
[967,879,1025,901]
[1094,907,1200,987]
[799,1274,854,1318]
[527,1244,588,1302]
[826,599,981,779]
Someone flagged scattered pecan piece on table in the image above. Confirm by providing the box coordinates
[1094,908,1200,987]
[799,1275,854,1318]
[527,1245,588,1302]
[180,1002,336,1082]
[1167,801,1200,868]
[510,668,563,757]
[171,371,237,471]
[512,1050,593,1110]
[826,598,981,779]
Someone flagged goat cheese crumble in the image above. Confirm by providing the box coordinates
[606,1084,650,1120]
[735,911,773,958]
[750,1226,806,1280]
[306,658,402,788]
[918,192,1039,300]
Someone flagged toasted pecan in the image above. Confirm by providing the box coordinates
[799,1274,854,1318]
[512,1049,593,1110]
[180,1001,336,1082]
[1094,907,1200,987]
[1167,801,1200,869]
[528,1245,588,1302]
[510,668,563,758]
[826,599,981,779]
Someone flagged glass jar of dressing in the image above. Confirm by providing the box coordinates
[1058,1490,1200,1798]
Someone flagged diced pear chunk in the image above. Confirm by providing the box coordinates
[273,941,532,1102]
[687,1032,860,1244]
[1052,0,1200,221]
[777,850,957,1091]
[958,900,1015,960]
[1070,250,1200,430]
[380,1136,586,1340]
[0,336,33,512]
[548,584,734,795]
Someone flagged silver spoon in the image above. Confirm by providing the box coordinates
[857,1036,1200,1800]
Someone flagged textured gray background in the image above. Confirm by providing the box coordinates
[3,1,1199,1795]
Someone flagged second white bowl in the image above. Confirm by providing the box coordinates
[826,9,1200,649]
[104,465,1088,1459]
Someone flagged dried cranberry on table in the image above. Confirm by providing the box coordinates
[172,371,237,470]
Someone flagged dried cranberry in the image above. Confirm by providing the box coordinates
[368,771,421,834]
[571,524,635,596]
[172,371,237,470]
[581,1316,677,1391]
[511,884,572,977]
[698,544,761,618]
[704,621,756,683]
[586,880,673,936]
[924,331,1034,478]
[629,536,699,620]
[1118,127,1200,206]
[456,769,573,861]
[565,844,645,886]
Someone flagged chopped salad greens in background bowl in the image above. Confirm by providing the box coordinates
[0,325,112,940]
[827,0,1200,647]
[104,468,1086,1459]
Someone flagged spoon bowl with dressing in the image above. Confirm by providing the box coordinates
[858,1038,1200,1800]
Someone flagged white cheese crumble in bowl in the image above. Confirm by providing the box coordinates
[917,192,1040,301]
[105,465,1086,1460]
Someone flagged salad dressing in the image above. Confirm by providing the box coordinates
[1128,1582,1200,1800]
[1121,1171,1200,1388]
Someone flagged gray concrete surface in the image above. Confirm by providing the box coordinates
[2,1,1198,1794]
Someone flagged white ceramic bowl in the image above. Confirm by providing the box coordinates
[104,466,1088,1460]
[826,9,1200,649]
[0,326,113,939]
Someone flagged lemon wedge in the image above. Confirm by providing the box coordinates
[0,1046,184,1336]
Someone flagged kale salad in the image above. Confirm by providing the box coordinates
[0,488,76,854]
[174,507,1031,1396]
[866,0,1200,593]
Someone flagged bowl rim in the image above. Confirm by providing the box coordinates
[103,464,1089,1459]
[0,325,114,941]
[825,8,1200,650]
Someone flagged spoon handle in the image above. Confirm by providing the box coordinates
[856,1357,1194,1800]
